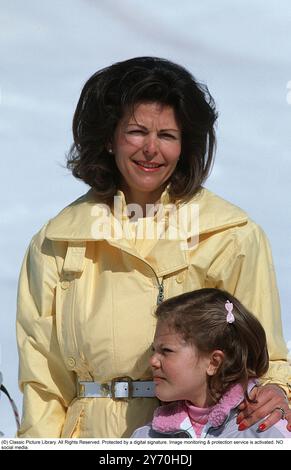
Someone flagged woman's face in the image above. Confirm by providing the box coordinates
[112,102,181,200]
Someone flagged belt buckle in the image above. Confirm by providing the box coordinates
[111,376,133,401]
[77,381,85,398]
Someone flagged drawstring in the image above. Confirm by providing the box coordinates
[0,383,20,431]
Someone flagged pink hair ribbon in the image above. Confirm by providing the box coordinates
[225,300,235,323]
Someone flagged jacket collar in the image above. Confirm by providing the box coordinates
[45,187,248,242]
[151,381,257,434]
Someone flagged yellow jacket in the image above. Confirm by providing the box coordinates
[17,188,291,438]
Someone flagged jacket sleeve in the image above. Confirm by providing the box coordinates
[207,220,291,400]
[16,225,76,437]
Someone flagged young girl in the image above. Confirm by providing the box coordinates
[132,288,290,438]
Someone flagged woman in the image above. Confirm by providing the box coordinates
[17,57,291,438]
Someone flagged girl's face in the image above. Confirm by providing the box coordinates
[112,102,181,200]
[150,321,214,407]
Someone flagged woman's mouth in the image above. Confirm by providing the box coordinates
[133,160,163,172]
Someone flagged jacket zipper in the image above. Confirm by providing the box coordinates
[156,277,164,305]
[109,243,165,306]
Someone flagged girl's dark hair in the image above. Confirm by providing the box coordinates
[155,288,269,403]
[67,56,218,203]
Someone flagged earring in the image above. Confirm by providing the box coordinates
[108,148,113,154]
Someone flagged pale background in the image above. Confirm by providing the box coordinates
[0,0,290,437]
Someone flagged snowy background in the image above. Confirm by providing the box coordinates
[0,0,290,437]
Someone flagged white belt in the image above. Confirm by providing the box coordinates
[77,377,155,400]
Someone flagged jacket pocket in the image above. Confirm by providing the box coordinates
[55,278,79,363]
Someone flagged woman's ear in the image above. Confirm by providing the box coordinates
[106,144,113,154]
[206,350,224,376]
[105,139,114,153]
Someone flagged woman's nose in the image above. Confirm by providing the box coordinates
[143,134,159,157]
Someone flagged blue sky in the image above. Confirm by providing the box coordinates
[1,0,291,437]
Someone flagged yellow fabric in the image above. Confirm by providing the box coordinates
[16,187,291,437]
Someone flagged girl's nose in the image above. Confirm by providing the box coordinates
[150,352,161,369]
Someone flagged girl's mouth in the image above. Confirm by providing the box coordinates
[153,376,166,383]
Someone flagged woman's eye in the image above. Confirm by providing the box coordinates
[160,133,176,140]
[162,348,173,353]
[128,130,145,135]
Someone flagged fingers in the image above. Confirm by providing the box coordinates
[237,402,246,411]
[236,384,289,431]
[285,410,291,428]
[257,408,291,433]
[237,399,269,429]
[286,418,291,432]
[237,408,267,431]
[237,400,288,431]
[257,408,285,432]
[237,385,258,413]
[238,403,291,432]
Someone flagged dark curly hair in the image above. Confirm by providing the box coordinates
[67,56,218,203]
[155,288,269,404]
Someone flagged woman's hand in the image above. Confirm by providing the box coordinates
[237,384,291,432]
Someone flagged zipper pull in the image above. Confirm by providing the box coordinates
[157,279,164,305]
